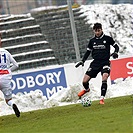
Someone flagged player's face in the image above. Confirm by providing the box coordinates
[94,28,103,37]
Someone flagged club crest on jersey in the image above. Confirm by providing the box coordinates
[103,40,106,43]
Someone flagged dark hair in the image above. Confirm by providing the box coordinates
[93,23,102,30]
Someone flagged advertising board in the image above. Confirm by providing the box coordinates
[110,57,133,83]
[12,67,67,99]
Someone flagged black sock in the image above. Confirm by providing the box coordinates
[83,82,89,90]
[101,80,107,97]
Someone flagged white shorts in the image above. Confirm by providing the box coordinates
[0,74,12,100]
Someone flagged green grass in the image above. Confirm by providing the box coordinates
[0,95,132,133]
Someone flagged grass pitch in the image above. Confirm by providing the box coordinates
[0,95,132,133]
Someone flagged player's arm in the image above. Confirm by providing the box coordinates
[113,43,119,53]
[75,40,92,69]
[0,33,1,46]
[82,48,91,63]
[9,52,19,71]
[109,37,119,59]
[75,50,91,68]
[111,43,119,59]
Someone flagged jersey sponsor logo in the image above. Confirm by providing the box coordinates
[93,45,106,49]
[110,57,133,83]
[0,65,7,69]
[11,67,67,100]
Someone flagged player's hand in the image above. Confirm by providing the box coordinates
[111,52,118,59]
[75,61,84,68]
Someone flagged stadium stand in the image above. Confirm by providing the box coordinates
[31,6,93,64]
[0,6,93,70]
[0,14,58,70]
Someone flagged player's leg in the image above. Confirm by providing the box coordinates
[78,63,99,98]
[78,74,91,98]
[83,74,91,91]
[100,65,110,104]
[1,78,20,117]
[6,98,20,117]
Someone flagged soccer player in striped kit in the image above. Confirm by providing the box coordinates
[0,34,20,117]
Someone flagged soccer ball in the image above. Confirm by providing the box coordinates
[81,97,92,107]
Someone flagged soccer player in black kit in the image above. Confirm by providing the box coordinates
[75,23,119,104]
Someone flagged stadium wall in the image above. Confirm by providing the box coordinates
[0,56,132,100]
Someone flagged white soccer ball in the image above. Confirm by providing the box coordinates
[81,97,92,107]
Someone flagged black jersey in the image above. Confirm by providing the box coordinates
[88,34,115,60]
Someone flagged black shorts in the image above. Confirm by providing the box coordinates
[85,60,110,78]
